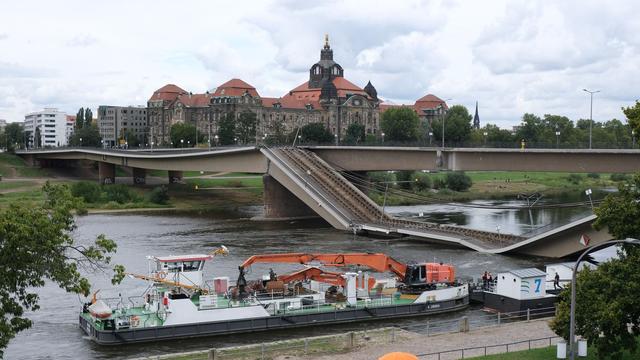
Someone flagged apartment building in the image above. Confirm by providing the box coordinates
[24,108,69,147]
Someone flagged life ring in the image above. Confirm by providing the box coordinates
[158,271,167,280]
[131,316,140,327]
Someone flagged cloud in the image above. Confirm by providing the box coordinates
[0,33,7,41]
[66,34,99,47]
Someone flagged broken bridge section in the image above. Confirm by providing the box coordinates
[261,147,524,251]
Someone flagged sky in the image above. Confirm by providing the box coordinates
[0,0,639,128]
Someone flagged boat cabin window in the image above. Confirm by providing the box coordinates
[182,261,202,271]
[407,265,421,283]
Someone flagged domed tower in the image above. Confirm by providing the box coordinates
[364,81,378,101]
[309,34,344,88]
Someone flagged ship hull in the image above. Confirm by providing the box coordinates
[80,295,468,345]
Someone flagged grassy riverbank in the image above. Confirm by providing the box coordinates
[367,171,622,205]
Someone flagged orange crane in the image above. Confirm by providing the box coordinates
[277,266,377,290]
[237,252,455,291]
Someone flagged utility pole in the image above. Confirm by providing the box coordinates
[583,89,600,149]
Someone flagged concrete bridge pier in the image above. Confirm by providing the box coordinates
[132,168,146,185]
[98,162,115,185]
[263,175,316,219]
[169,170,183,184]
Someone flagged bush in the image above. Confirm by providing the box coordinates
[368,171,395,185]
[587,173,600,179]
[71,181,103,203]
[445,171,472,191]
[567,173,583,184]
[432,177,446,190]
[395,171,414,189]
[610,173,630,182]
[148,186,170,205]
[103,184,138,204]
[414,173,432,191]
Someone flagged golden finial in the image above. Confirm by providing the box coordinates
[324,34,329,47]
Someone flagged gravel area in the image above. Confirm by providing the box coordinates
[284,319,558,360]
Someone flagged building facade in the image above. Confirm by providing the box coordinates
[147,36,448,146]
[97,106,147,147]
[24,108,69,148]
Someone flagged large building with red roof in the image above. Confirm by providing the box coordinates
[146,36,448,145]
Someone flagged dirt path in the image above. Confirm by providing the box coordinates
[291,319,557,360]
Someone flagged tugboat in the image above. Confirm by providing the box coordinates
[470,268,557,314]
[79,248,469,345]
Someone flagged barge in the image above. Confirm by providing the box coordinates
[80,248,469,345]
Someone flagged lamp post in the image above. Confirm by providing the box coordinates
[214,135,218,147]
[568,238,640,360]
[483,131,488,147]
[151,141,154,153]
[80,137,83,147]
[334,133,338,146]
[583,89,600,149]
[632,130,636,149]
[180,139,184,148]
[381,132,385,144]
[428,131,433,145]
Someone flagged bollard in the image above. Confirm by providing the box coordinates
[348,332,355,348]
[261,343,265,360]
[459,316,469,333]
[426,321,430,336]
[207,349,217,360]
[527,308,530,322]
[391,327,396,343]
[497,312,501,325]
[304,338,309,354]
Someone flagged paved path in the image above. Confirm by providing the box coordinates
[293,319,558,360]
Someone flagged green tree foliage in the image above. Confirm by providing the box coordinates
[0,182,123,355]
[170,122,199,147]
[300,123,333,144]
[266,119,288,146]
[623,100,640,134]
[395,170,415,190]
[69,123,101,147]
[344,123,365,144]
[551,174,640,359]
[414,172,432,191]
[71,181,102,203]
[218,113,236,145]
[445,171,472,191]
[431,105,472,146]
[3,123,25,151]
[103,184,139,204]
[75,107,85,130]
[84,108,93,126]
[235,111,257,144]
[380,107,420,142]
[147,186,170,205]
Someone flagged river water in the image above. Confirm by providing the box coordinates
[6,199,595,360]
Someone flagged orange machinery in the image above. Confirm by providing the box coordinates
[237,253,455,291]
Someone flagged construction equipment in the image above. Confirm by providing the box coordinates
[277,266,376,290]
[237,252,455,291]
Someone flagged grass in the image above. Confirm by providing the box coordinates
[470,343,639,359]
[0,153,50,178]
[0,180,39,190]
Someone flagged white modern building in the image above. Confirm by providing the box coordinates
[97,105,147,147]
[24,108,69,148]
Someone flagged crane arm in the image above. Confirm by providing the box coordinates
[239,253,408,281]
[277,267,377,290]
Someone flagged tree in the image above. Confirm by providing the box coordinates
[445,171,472,191]
[218,113,236,145]
[84,108,93,126]
[550,174,640,359]
[431,105,472,146]
[623,100,640,134]
[3,122,24,152]
[344,123,365,144]
[170,122,198,147]
[75,107,85,130]
[0,182,124,355]
[266,118,288,145]
[33,126,41,148]
[120,130,141,148]
[300,123,333,144]
[380,107,420,142]
[69,123,101,147]
[235,111,257,144]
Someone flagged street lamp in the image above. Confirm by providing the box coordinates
[583,89,600,149]
[381,132,385,144]
[334,133,338,146]
[151,141,154,152]
[632,130,636,149]
[428,131,433,145]
[80,137,83,147]
[214,135,219,147]
[556,130,561,148]
[483,131,488,146]
[180,139,184,148]
[568,238,640,360]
